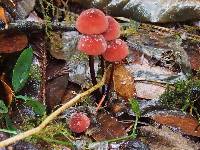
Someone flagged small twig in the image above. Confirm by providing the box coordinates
[95,94,106,112]
[0,21,75,33]
[0,71,107,148]
[100,56,105,94]
[105,63,115,100]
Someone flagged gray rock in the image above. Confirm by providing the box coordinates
[71,0,200,23]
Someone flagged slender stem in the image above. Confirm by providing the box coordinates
[88,56,102,100]
[89,56,97,86]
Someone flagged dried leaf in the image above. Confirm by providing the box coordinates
[113,64,136,100]
[0,7,8,29]
[0,32,28,53]
[0,74,14,106]
[90,111,127,141]
[152,113,200,137]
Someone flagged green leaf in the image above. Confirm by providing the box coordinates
[16,95,46,116]
[0,100,8,113]
[130,99,141,118]
[25,100,46,116]
[15,95,30,101]
[4,114,17,131]
[12,47,33,93]
[0,128,18,135]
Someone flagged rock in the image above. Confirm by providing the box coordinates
[119,140,150,150]
[70,0,200,23]
[49,31,79,61]
[13,141,39,150]
[16,0,36,20]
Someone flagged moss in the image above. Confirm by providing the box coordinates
[29,64,42,82]
[121,20,140,37]
[19,117,74,148]
[160,79,200,122]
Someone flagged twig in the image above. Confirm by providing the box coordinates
[105,63,115,100]
[0,71,106,148]
[0,21,75,33]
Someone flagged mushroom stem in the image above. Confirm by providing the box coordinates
[89,56,97,86]
[89,56,101,100]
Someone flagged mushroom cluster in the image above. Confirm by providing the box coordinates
[76,8,129,62]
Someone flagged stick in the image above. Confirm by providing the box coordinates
[0,71,106,148]
[0,21,75,33]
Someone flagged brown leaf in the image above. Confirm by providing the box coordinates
[0,7,8,29]
[90,111,127,141]
[113,64,136,100]
[0,32,28,53]
[152,113,200,137]
[0,73,14,106]
[45,60,69,112]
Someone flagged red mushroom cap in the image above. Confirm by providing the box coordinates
[76,8,108,35]
[102,39,129,62]
[102,16,120,41]
[77,35,107,56]
[68,112,90,133]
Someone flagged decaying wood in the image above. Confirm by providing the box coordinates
[0,21,75,33]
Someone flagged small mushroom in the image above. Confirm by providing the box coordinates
[77,34,107,56]
[68,112,90,133]
[76,8,108,35]
[102,39,129,62]
[102,16,121,41]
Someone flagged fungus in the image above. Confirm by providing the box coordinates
[102,16,120,41]
[68,112,90,133]
[77,35,107,56]
[102,39,129,62]
[76,8,108,35]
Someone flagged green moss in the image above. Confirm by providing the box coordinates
[19,117,74,148]
[160,79,200,122]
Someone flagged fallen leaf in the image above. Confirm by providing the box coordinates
[0,73,14,106]
[0,7,8,29]
[0,32,28,53]
[113,64,136,100]
[151,112,200,137]
[90,111,127,141]
[46,60,69,112]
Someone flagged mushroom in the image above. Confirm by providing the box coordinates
[76,8,108,35]
[102,16,121,41]
[77,34,107,56]
[68,112,90,133]
[102,39,129,62]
